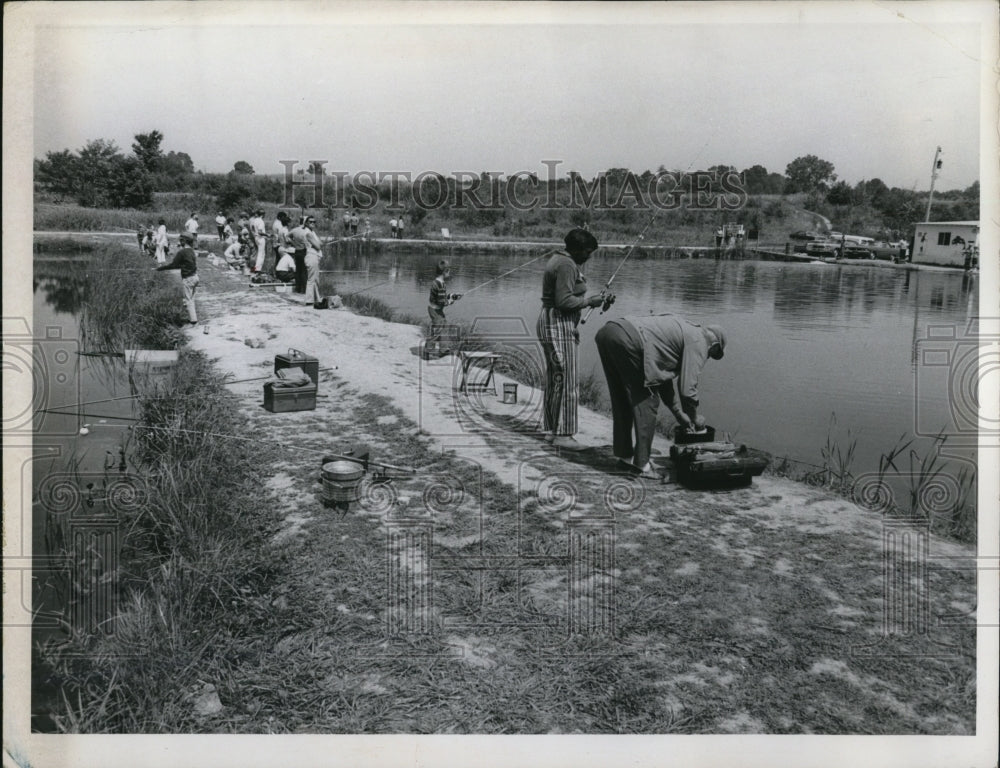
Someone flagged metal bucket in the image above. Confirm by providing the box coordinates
[321,460,365,506]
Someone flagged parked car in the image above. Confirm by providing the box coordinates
[789,230,823,241]
[842,243,875,259]
[805,240,840,256]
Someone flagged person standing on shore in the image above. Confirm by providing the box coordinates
[184,213,199,248]
[251,209,268,273]
[272,211,290,269]
[154,218,169,264]
[287,217,309,294]
[595,315,725,475]
[342,210,352,235]
[350,210,359,236]
[156,232,200,325]
[396,215,405,239]
[536,228,605,450]
[427,259,460,356]
[223,217,235,245]
[215,211,227,241]
[389,217,398,239]
[303,215,325,309]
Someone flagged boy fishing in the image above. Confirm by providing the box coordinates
[427,259,461,357]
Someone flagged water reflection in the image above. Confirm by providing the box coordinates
[34,261,90,315]
[314,247,979,477]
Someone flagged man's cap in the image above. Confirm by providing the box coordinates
[705,325,726,357]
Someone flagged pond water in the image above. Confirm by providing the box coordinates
[318,246,980,481]
[31,256,138,730]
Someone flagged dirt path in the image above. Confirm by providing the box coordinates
[176,253,975,734]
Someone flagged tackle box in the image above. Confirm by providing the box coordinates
[263,381,317,412]
[673,424,717,445]
[274,348,319,386]
[670,443,769,490]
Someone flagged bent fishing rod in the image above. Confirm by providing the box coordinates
[580,212,661,325]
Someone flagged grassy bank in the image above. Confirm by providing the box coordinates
[37,245,286,731]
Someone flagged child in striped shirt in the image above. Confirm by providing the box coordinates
[427,260,460,356]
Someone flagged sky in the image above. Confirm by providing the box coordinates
[27,3,989,190]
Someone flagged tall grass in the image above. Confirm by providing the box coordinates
[38,251,284,732]
[37,350,284,732]
[869,432,977,542]
[80,243,187,352]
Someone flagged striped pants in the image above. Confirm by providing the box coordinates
[536,307,579,436]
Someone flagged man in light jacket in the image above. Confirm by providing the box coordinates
[595,314,725,474]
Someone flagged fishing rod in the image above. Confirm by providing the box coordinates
[579,184,681,325]
[339,279,394,298]
[580,218,656,324]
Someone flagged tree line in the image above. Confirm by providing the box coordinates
[35,134,979,234]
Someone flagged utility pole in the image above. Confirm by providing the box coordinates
[925,146,942,222]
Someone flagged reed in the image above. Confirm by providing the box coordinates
[80,243,187,352]
[871,432,977,542]
[37,350,283,733]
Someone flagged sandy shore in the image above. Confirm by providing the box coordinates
[167,252,976,733]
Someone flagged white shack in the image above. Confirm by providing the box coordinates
[911,221,979,267]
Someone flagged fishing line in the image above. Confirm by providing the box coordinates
[42,366,343,412]
[37,409,141,422]
[338,280,394,298]
[458,253,548,297]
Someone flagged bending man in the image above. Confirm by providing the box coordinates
[595,314,725,474]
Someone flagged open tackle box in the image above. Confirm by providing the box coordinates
[669,440,769,490]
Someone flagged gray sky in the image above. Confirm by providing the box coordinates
[30,3,987,190]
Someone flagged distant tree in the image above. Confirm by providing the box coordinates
[233,160,255,175]
[131,130,164,173]
[306,161,325,176]
[106,156,154,208]
[963,180,980,200]
[42,139,154,208]
[216,176,255,211]
[36,149,80,199]
[784,155,837,193]
[740,164,770,194]
[825,181,854,206]
[159,151,195,177]
[878,188,922,231]
[863,178,889,207]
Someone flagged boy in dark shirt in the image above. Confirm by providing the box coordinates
[156,232,200,324]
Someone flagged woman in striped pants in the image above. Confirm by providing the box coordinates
[537,229,605,451]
